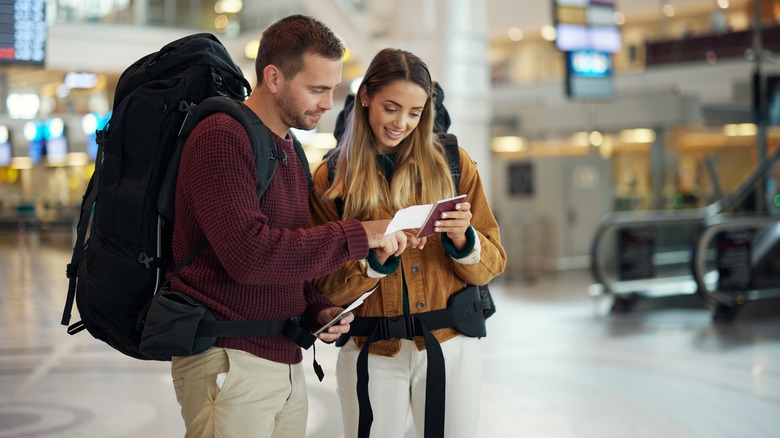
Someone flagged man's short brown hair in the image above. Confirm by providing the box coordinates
[255,15,345,81]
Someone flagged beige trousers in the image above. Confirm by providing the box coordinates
[172,347,307,438]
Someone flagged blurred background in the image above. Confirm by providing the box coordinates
[0,1,779,437]
[0,0,779,277]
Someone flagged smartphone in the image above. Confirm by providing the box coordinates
[313,286,378,335]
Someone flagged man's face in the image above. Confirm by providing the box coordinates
[276,53,342,131]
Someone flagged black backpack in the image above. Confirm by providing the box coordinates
[60,33,311,360]
[328,83,496,318]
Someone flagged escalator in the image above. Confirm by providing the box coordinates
[590,146,780,315]
[693,215,780,321]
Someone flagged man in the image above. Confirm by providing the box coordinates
[169,15,408,437]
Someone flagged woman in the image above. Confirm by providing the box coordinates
[310,48,506,438]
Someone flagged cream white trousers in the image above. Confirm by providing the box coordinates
[336,336,482,438]
[172,347,307,438]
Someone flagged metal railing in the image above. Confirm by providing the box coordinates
[693,215,780,308]
[590,146,780,309]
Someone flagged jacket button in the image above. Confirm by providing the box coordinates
[416,301,425,309]
[411,266,420,273]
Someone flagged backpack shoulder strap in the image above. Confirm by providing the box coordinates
[324,148,339,185]
[323,149,344,218]
[288,130,313,192]
[437,132,461,192]
[184,96,282,200]
[233,101,312,196]
[158,96,287,223]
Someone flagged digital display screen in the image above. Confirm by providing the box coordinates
[553,0,621,53]
[556,24,621,53]
[566,50,614,100]
[45,136,68,162]
[556,0,588,6]
[0,0,46,65]
[0,142,10,166]
[569,50,612,77]
[28,139,43,163]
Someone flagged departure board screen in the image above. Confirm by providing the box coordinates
[0,0,46,65]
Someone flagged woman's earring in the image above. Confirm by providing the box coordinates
[361,102,368,107]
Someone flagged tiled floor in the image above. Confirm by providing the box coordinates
[1,231,779,437]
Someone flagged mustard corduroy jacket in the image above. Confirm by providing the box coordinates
[309,147,507,357]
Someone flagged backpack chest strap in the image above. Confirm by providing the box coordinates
[346,287,489,438]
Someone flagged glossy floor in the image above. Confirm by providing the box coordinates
[0,233,778,437]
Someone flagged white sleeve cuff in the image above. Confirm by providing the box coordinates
[451,229,481,265]
[359,259,389,278]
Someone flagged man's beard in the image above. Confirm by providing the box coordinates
[277,86,320,131]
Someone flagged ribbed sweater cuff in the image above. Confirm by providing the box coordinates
[340,218,369,260]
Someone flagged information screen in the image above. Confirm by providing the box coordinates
[0,0,46,65]
[553,0,620,53]
[0,142,10,166]
[566,50,614,100]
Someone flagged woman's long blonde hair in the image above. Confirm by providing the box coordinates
[324,48,454,220]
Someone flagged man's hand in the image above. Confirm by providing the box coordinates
[361,220,408,256]
[315,307,354,343]
[405,232,428,250]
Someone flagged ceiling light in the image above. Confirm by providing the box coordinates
[619,129,656,143]
[215,0,242,14]
[244,39,259,60]
[508,27,523,41]
[541,25,557,42]
[491,136,527,153]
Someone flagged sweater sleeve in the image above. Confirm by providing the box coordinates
[302,280,336,330]
[177,114,369,285]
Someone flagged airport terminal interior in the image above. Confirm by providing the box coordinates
[1,0,780,437]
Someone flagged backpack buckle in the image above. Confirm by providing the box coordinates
[211,71,223,86]
[137,252,156,269]
[270,149,287,165]
[378,316,415,340]
[95,128,107,146]
[179,101,196,114]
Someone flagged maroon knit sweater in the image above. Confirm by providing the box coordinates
[170,113,368,364]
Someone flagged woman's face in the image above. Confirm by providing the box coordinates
[363,80,428,154]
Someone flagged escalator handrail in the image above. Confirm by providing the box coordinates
[693,214,780,306]
[591,145,780,293]
[589,210,705,293]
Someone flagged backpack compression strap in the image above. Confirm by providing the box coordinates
[62,126,110,327]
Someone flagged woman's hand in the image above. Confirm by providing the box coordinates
[435,201,472,250]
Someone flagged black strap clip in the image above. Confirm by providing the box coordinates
[137,252,157,269]
[270,149,287,165]
[378,315,415,340]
